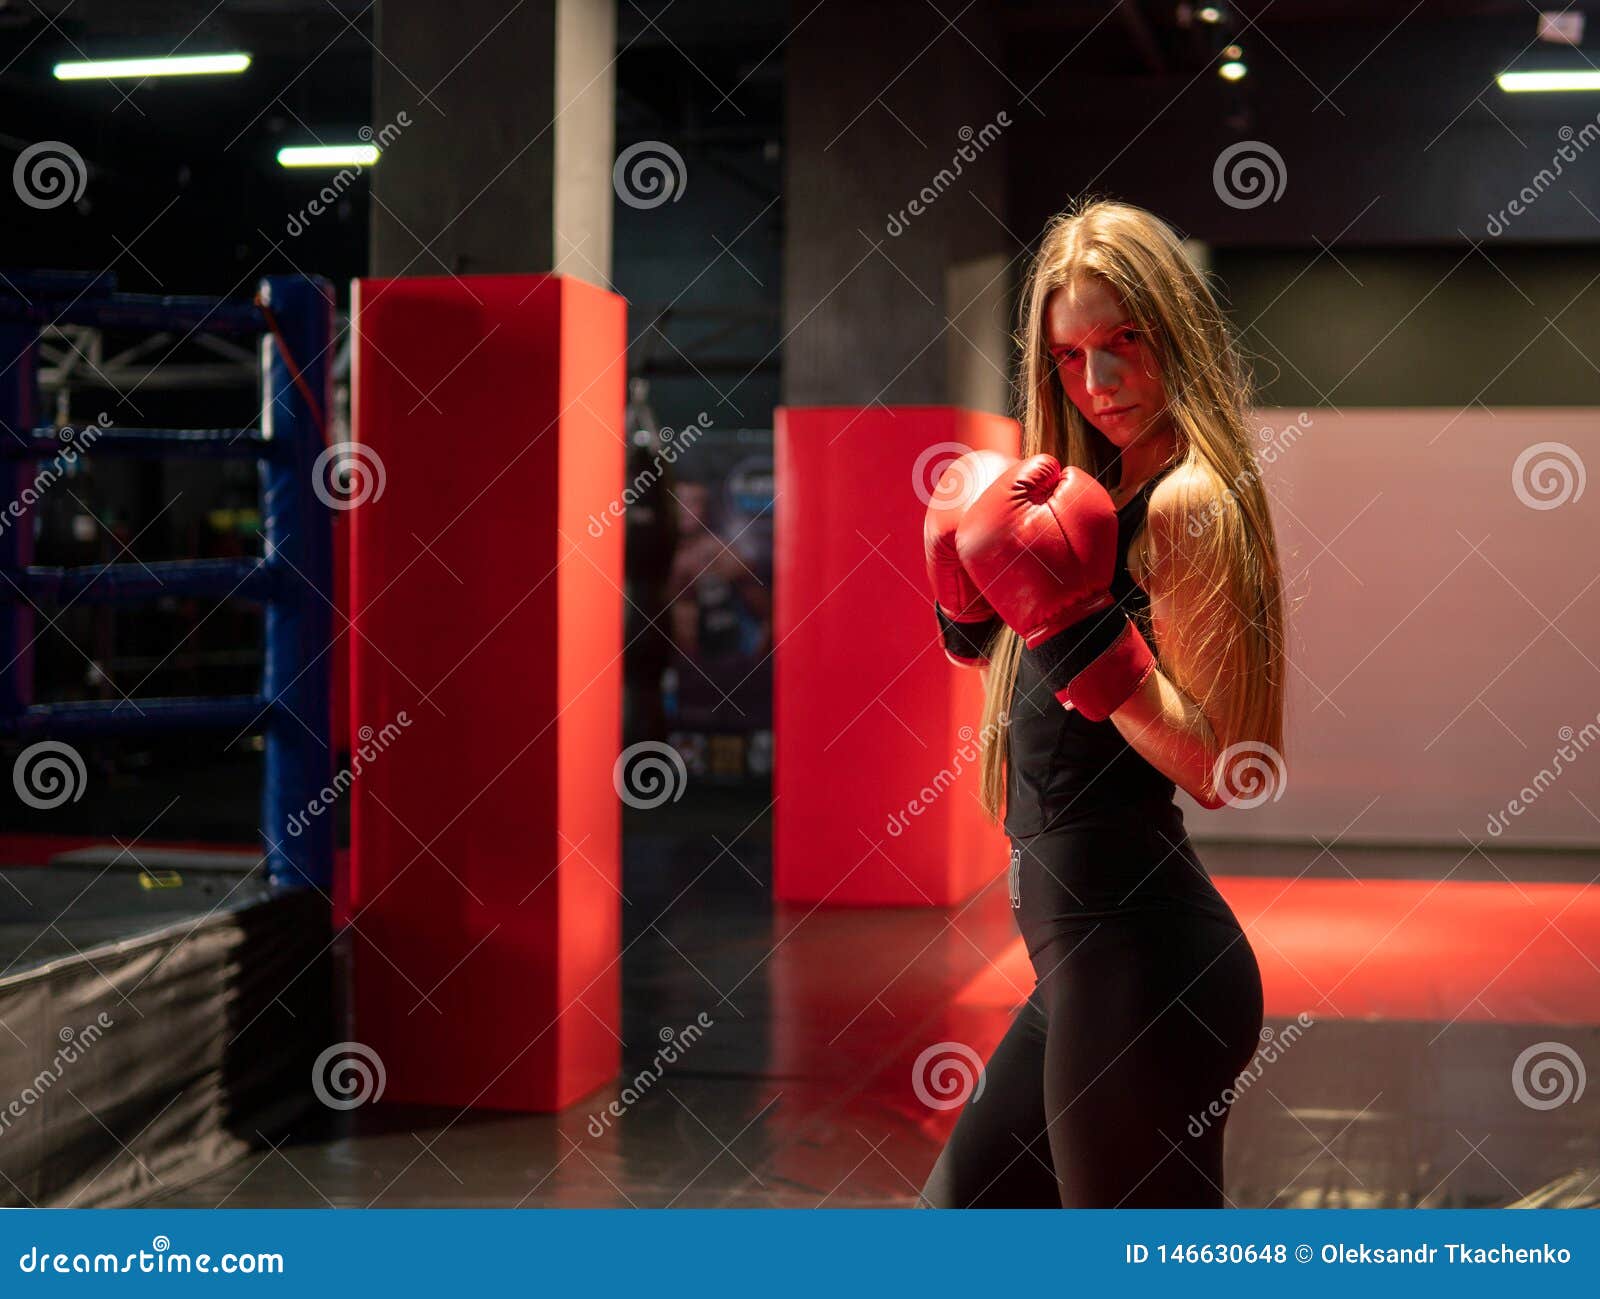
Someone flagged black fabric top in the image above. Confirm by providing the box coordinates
[1002,471,1176,837]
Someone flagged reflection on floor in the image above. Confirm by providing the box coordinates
[138,820,1600,1209]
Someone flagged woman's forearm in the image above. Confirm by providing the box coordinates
[1107,667,1226,809]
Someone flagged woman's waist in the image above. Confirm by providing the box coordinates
[1003,775,1180,837]
[1005,820,1230,915]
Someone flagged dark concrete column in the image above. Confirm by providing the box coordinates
[782,0,1014,413]
[369,0,615,286]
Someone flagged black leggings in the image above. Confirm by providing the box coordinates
[919,823,1265,1208]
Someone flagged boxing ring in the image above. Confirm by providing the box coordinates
[0,271,336,889]
[0,272,338,1206]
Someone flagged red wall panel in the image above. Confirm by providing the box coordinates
[774,406,1018,906]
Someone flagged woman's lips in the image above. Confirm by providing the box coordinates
[1096,404,1137,420]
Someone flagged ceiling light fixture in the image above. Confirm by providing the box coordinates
[277,145,381,168]
[54,53,252,80]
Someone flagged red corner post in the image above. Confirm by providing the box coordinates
[346,274,624,1111]
[773,406,1019,907]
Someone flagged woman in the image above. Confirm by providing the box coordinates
[918,198,1286,1208]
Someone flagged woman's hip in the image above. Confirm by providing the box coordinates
[1007,821,1242,937]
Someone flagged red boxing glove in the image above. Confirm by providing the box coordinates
[923,449,1015,666]
[955,454,1156,720]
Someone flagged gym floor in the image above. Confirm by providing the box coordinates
[108,800,1598,1210]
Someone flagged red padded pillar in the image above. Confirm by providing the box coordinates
[774,406,1019,907]
[331,511,350,757]
[346,274,624,1111]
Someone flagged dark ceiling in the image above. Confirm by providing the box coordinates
[1,0,1594,292]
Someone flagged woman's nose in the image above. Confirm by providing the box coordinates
[1084,350,1121,395]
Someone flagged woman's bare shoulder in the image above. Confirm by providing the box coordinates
[1132,461,1225,584]
[1148,461,1224,529]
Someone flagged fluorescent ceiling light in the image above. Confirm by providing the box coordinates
[54,53,252,80]
[277,145,380,168]
[1498,69,1600,92]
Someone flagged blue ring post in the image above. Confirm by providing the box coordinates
[0,322,38,731]
[259,275,335,891]
[0,271,336,892]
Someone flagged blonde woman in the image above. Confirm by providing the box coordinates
[919,199,1285,1208]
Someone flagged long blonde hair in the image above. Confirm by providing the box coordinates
[978,197,1285,818]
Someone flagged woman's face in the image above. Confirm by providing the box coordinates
[1044,277,1171,450]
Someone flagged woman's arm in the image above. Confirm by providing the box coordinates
[1107,464,1235,809]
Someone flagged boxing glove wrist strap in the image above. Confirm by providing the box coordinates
[1025,606,1156,721]
[935,603,1001,667]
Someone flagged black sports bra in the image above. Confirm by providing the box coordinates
[1002,472,1176,837]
